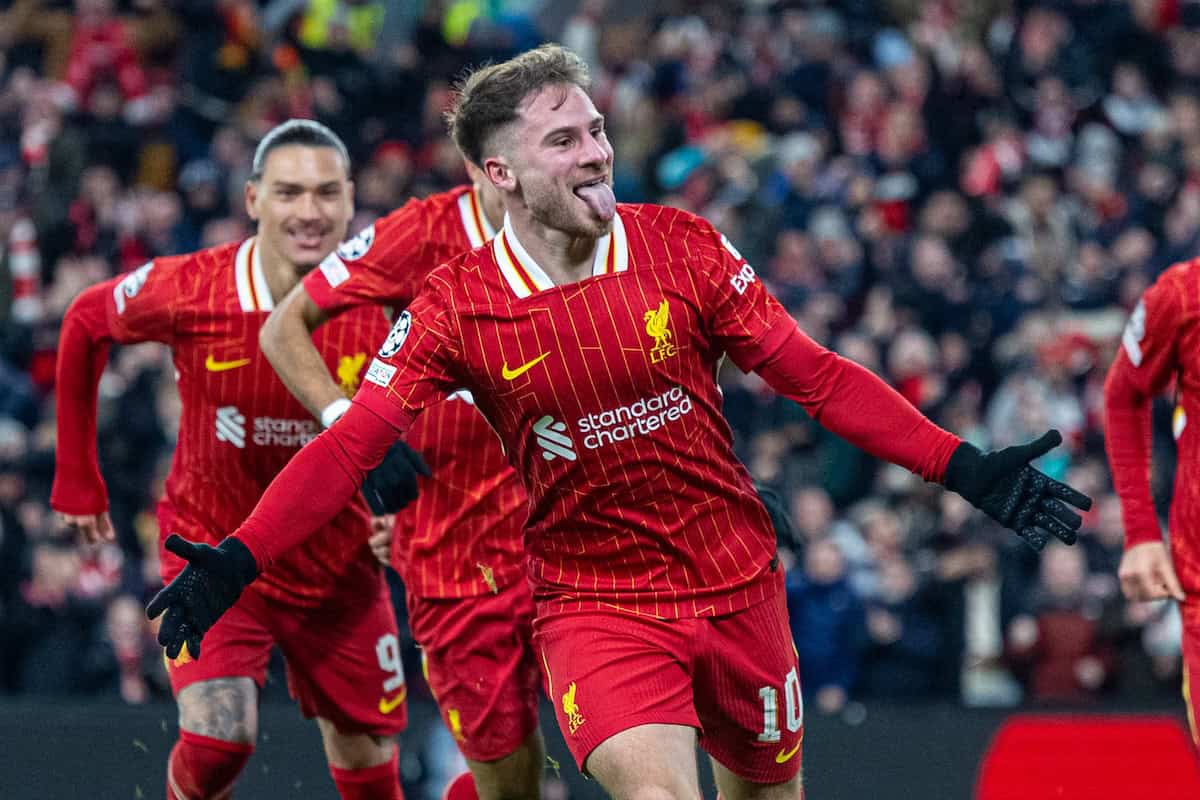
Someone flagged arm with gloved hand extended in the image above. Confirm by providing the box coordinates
[146,399,417,657]
[751,322,1092,549]
[148,278,460,660]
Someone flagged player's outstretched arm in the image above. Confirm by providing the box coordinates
[51,282,119,542]
[146,400,406,654]
[753,324,1091,550]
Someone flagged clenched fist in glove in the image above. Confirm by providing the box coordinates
[361,440,430,515]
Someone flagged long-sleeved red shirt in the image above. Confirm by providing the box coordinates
[235,205,960,618]
[1105,257,1200,593]
[51,241,390,606]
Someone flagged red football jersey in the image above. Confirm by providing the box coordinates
[357,205,794,619]
[303,184,496,313]
[303,185,526,598]
[1106,258,1200,593]
[57,239,390,605]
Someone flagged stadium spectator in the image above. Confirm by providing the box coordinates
[788,536,865,713]
[1006,543,1120,704]
[858,556,942,699]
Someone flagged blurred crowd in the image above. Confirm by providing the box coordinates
[0,0,1192,741]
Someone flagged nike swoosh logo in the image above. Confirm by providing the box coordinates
[205,355,251,372]
[775,741,802,764]
[378,687,407,714]
[501,352,550,381]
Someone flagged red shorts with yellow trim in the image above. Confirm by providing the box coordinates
[408,578,540,762]
[164,579,407,736]
[1182,600,1200,749]
[532,576,803,784]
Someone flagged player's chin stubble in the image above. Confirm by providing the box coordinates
[531,188,610,240]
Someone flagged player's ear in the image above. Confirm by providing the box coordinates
[484,156,515,193]
[244,179,260,222]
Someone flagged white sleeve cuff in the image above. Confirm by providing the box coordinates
[320,398,352,429]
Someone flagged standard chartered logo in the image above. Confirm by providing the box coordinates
[534,415,576,461]
[215,406,246,449]
[215,406,318,449]
[578,386,693,450]
[535,386,694,460]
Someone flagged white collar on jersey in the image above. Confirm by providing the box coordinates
[456,185,499,248]
[492,208,629,299]
[234,237,275,312]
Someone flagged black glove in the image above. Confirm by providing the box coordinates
[146,535,258,659]
[754,482,797,549]
[943,430,1093,551]
[361,440,430,515]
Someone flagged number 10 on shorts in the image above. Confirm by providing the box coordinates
[758,667,803,742]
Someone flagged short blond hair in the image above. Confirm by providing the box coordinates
[446,44,591,166]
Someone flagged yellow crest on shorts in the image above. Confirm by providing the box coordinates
[562,681,586,734]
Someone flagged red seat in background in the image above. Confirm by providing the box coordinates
[976,715,1200,799]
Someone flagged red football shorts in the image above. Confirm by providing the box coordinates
[1183,600,1200,749]
[408,578,540,762]
[164,580,407,736]
[533,578,803,784]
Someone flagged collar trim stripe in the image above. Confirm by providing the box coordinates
[458,188,492,248]
[494,231,538,298]
[493,209,629,298]
[234,237,275,311]
[235,238,256,311]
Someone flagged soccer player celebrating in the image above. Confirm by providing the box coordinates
[53,120,425,800]
[1104,263,1195,747]
[148,47,1092,799]
[259,170,543,800]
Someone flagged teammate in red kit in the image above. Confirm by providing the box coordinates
[149,47,1092,799]
[259,173,543,800]
[53,120,422,800]
[1104,260,1198,747]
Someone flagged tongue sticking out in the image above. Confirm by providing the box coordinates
[575,182,616,219]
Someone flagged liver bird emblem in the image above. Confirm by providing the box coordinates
[337,352,367,396]
[643,299,677,363]
[562,681,586,733]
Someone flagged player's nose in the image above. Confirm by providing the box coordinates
[295,191,322,220]
[578,134,609,168]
